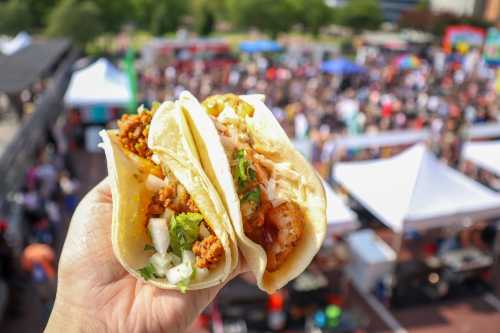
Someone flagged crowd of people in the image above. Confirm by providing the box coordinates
[0,122,80,322]
[138,43,499,179]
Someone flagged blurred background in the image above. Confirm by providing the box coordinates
[0,0,499,332]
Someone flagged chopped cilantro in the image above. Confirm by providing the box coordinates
[242,187,261,205]
[177,280,189,293]
[144,244,155,251]
[234,149,256,188]
[138,263,156,281]
[169,213,203,256]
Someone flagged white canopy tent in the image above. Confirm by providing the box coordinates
[64,58,131,107]
[334,144,500,232]
[322,179,359,235]
[463,141,500,176]
[0,32,31,55]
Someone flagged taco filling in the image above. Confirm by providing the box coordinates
[202,94,305,272]
[117,105,223,288]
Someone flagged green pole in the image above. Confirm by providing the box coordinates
[124,47,138,113]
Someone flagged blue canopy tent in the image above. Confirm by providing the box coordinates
[321,58,366,75]
[239,40,283,53]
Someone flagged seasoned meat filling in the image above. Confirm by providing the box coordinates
[203,95,305,272]
[193,235,224,269]
[117,111,153,159]
[117,109,223,274]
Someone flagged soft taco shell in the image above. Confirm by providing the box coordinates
[99,101,238,290]
[179,91,326,293]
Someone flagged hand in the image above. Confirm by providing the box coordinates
[46,178,245,333]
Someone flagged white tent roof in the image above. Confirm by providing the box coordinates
[463,141,500,176]
[322,179,359,235]
[64,58,131,107]
[0,32,31,55]
[334,144,500,232]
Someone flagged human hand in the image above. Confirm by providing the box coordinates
[45,178,245,333]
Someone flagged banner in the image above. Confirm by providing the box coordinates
[484,28,500,65]
[443,25,485,53]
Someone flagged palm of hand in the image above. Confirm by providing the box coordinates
[51,180,226,333]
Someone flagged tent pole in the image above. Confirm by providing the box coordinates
[390,230,404,304]
[492,224,500,297]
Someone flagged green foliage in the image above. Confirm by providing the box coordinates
[287,0,334,36]
[45,0,103,47]
[416,0,430,10]
[0,0,33,35]
[89,0,133,32]
[149,0,189,35]
[23,0,57,29]
[227,0,303,38]
[192,0,218,36]
[336,0,383,31]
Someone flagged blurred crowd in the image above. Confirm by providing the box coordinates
[0,122,80,321]
[138,45,499,178]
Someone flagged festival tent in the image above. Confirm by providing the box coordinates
[64,58,131,107]
[322,179,359,235]
[321,58,365,75]
[239,40,282,53]
[463,140,500,176]
[334,144,500,232]
[0,32,31,55]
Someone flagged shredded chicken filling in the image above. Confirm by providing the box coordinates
[203,94,305,272]
[117,109,223,270]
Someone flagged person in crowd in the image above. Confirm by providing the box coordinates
[138,45,498,171]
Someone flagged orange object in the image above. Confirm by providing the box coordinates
[22,243,56,279]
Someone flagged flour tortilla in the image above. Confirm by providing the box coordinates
[180,91,326,293]
[99,100,238,290]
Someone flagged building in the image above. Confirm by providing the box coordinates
[430,0,487,18]
[380,0,420,22]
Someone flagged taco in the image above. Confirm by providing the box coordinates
[179,92,326,293]
[99,100,238,291]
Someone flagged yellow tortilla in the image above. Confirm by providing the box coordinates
[99,100,238,290]
[180,91,326,293]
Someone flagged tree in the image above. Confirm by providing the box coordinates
[227,0,296,38]
[198,5,215,36]
[288,0,334,36]
[336,0,383,31]
[23,0,57,29]
[89,0,133,32]
[191,0,218,36]
[149,0,188,35]
[0,0,33,35]
[45,0,103,47]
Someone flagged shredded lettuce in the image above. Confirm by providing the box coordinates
[169,213,203,256]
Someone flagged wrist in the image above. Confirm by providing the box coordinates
[45,297,107,333]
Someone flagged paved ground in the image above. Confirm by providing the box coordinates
[0,111,20,156]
